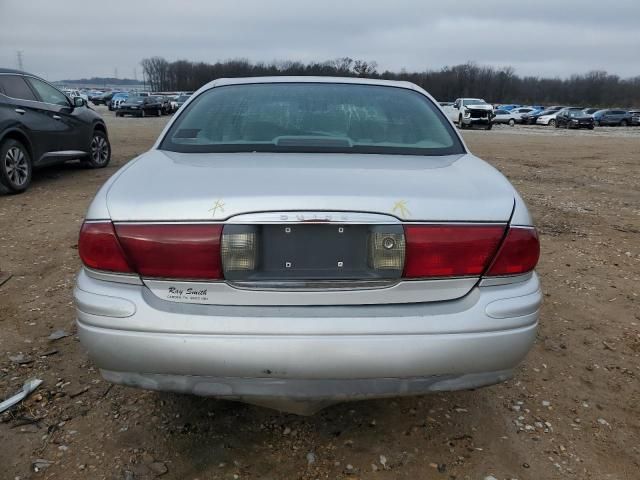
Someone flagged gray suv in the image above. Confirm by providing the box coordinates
[593,109,633,126]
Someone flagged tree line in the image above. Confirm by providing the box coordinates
[140,57,640,107]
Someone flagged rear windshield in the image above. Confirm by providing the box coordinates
[160,83,464,155]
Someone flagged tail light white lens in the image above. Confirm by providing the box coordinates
[78,221,133,273]
[114,223,223,279]
[222,231,258,271]
[403,225,505,278]
[368,232,405,270]
[486,227,539,276]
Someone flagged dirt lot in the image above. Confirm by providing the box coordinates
[1,109,639,480]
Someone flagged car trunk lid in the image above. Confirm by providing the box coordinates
[106,150,515,222]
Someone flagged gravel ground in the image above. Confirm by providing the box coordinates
[1,108,639,479]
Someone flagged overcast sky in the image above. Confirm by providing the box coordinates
[1,0,639,81]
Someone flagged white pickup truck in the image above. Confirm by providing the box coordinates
[444,98,494,130]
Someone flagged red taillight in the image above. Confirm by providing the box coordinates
[78,220,537,282]
[403,225,505,278]
[486,227,539,276]
[78,222,133,273]
[114,223,223,280]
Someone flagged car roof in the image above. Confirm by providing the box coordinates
[208,76,417,90]
[0,68,29,75]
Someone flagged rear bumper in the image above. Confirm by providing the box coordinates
[75,270,541,410]
[98,369,517,414]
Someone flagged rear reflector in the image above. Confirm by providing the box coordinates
[486,227,539,276]
[403,225,505,278]
[114,223,223,279]
[78,222,133,273]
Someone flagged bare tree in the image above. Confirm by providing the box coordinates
[353,60,378,77]
[138,56,640,107]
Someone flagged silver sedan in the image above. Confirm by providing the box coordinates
[75,77,541,414]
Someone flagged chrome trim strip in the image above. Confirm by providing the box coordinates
[224,211,401,224]
[479,272,533,287]
[228,279,399,291]
[41,150,87,158]
[83,267,143,285]
[110,219,510,226]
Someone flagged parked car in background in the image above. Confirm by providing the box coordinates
[94,91,123,106]
[506,107,536,124]
[175,94,191,109]
[555,109,595,129]
[158,95,173,115]
[438,101,454,108]
[582,108,599,116]
[0,68,110,193]
[88,90,104,103]
[593,109,632,126]
[497,104,521,111]
[109,92,129,111]
[62,88,88,101]
[522,107,562,125]
[536,107,578,127]
[91,91,109,105]
[168,95,179,112]
[519,108,547,125]
[629,110,640,126]
[75,76,540,415]
[510,107,535,117]
[445,98,494,129]
[536,111,560,126]
[492,109,520,126]
[116,95,164,117]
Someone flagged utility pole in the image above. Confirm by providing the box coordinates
[16,50,24,70]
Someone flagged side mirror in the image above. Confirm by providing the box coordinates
[74,97,86,108]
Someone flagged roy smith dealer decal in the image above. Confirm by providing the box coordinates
[166,286,209,301]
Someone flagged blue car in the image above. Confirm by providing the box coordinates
[498,104,521,111]
[109,92,129,111]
